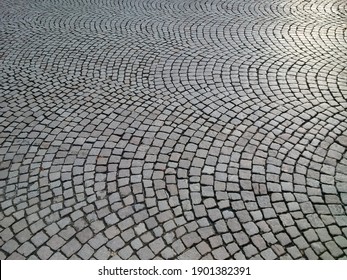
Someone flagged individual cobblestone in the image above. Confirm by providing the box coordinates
[77,244,95,259]
[61,238,82,258]
[37,246,54,259]
[1,0,346,260]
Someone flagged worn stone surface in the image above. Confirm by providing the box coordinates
[0,0,346,260]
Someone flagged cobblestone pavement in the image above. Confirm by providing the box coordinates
[1,0,347,260]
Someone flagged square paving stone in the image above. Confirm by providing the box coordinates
[118,245,133,259]
[279,213,295,226]
[303,229,319,242]
[50,252,66,260]
[234,251,246,260]
[304,248,319,260]
[251,235,267,251]
[260,248,277,260]
[31,231,49,247]
[140,231,155,243]
[207,208,222,221]
[212,246,230,259]
[271,244,286,256]
[178,247,201,260]
[320,251,334,260]
[16,228,31,243]
[12,218,28,234]
[17,241,36,257]
[121,228,136,242]
[334,236,347,248]
[77,244,95,259]
[196,241,211,255]
[293,236,309,250]
[37,246,54,259]
[59,226,76,240]
[328,225,342,236]
[209,235,223,249]
[267,219,284,233]
[161,247,176,259]
[275,232,291,246]
[197,226,215,239]
[149,238,166,255]
[242,243,258,259]
[137,246,155,260]
[262,208,277,219]
[130,238,143,250]
[7,252,26,260]
[181,232,202,248]
[215,220,228,233]
[106,236,125,252]
[227,218,242,232]
[287,246,303,259]
[61,238,82,257]
[171,240,186,255]
[325,241,344,257]
[243,222,259,236]
[262,232,277,245]
[335,216,347,227]
[47,235,65,250]
[88,233,108,249]
[76,227,94,243]
[234,231,250,246]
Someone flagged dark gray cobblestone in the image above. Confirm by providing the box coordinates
[1,0,347,259]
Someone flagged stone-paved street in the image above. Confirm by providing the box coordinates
[0,0,346,260]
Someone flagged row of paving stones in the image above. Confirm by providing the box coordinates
[0,0,347,259]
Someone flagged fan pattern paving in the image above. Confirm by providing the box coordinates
[0,0,346,259]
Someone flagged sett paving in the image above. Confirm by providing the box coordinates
[0,0,347,260]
